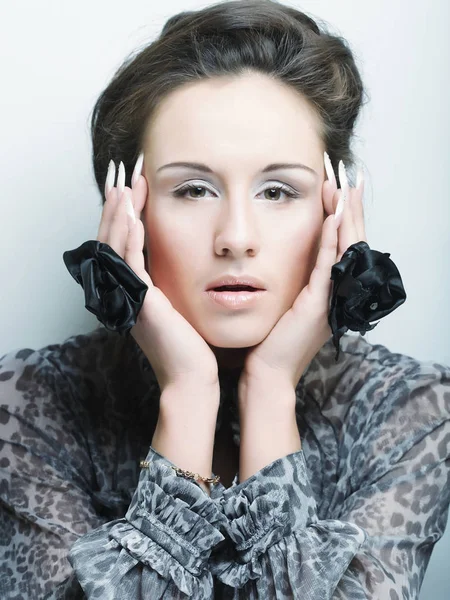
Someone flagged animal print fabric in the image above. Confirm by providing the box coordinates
[0,325,449,599]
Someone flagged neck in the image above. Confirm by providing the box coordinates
[208,344,249,373]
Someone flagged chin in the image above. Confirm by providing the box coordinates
[201,325,268,349]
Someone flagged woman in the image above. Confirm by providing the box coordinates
[0,0,449,598]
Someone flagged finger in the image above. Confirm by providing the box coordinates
[124,212,154,288]
[335,187,357,262]
[338,160,358,260]
[131,174,147,213]
[125,174,150,283]
[97,186,120,243]
[130,173,148,220]
[350,180,367,243]
[108,186,132,258]
[322,179,336,216]
[307,214,338,307]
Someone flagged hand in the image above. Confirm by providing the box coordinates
[97,157,220,391]
[239,161,368,391]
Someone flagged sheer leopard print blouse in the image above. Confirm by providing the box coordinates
[0,326,449,599]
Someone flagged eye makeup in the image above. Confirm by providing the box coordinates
[171,181,304,202]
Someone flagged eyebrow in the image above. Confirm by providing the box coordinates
[156,161,318,178]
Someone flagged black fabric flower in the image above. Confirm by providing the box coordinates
[328,241,406,362]
[62,240,149,336]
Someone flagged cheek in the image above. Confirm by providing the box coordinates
[284,207,322,258]
[280,218,323,297]
[145,217,202,290]
[145,206,179,259]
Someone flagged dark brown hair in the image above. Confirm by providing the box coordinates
[90,0,368,206]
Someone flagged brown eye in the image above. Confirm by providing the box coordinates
[173,184,209,199]
[262,184,301,202]
[264,187,283,201]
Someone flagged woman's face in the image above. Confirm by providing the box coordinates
[141,71,327,370]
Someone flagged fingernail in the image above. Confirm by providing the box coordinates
[334,189,345,227]
[124,190,136,225]
[338,160,350,201]
[105,160,116,197]
[131,151,144,189]
[356,165,364,190]
[117,161,126,198]
[324,151,337,187]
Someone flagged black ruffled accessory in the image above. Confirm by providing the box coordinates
[62,240,149,336]
[328,241,406,362]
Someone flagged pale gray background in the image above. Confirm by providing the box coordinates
[0,0,448,596]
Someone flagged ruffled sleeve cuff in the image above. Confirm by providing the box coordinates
[68,445,228,598]
[210,449,367,589]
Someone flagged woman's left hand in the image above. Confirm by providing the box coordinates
[239,159,368,392]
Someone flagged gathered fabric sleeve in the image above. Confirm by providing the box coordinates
[68,445,228,599]
[209,362,450,599]
[0,346,228,600]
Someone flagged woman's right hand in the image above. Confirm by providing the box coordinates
[97,156,220,392]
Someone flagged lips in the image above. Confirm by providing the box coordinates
[206,287,266,309]
[206,275,266,291]
[213,285,258,291]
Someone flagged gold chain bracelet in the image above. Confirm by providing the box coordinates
[140,460,221,485]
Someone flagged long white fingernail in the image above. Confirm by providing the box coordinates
[105,160,116,197]
[131,151,144,189]
[117,161,126,197]
[334,189,345,225]
[356,165,364,190]
[124,190,136,224]
[324,151,337,187]
[338,160,350,202]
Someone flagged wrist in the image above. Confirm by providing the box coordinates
[152,381,221,495]
[238,376,301,482]
[238,371,296,411]
[160,379,221,414]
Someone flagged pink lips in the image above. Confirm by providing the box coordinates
[206,289,266,309]
[206,274,266,291]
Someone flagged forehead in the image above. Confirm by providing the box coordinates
[143,73,324,166]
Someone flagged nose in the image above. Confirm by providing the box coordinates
[213,195,261,258]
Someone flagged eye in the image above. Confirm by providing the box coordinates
[172,184,211,200]
[171,182,302,202]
